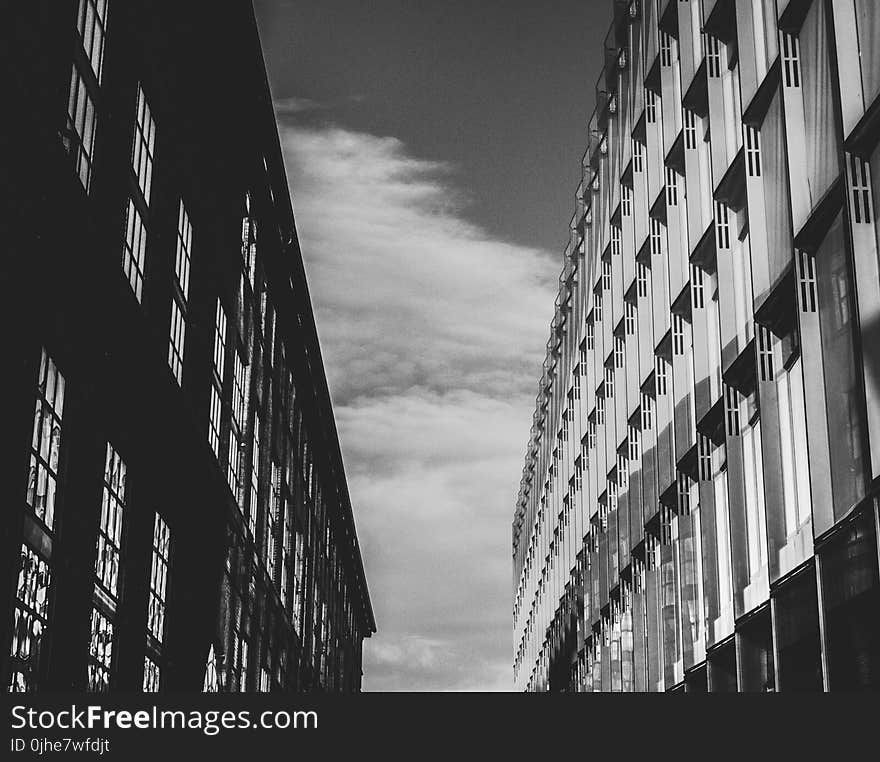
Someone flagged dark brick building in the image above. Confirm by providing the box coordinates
[1,0,375,693]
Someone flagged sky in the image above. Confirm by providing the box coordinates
[253,0,609,691]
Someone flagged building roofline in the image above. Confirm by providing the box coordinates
[246,2,376,635]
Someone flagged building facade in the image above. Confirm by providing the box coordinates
[1,0,375,693]
[513,0,880,692]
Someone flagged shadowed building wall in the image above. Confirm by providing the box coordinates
[1,0,375,694]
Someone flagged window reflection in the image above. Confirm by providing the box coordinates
[10,349,66,693]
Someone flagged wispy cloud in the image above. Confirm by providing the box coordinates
[273,94,365,116]
[280,124,558,691]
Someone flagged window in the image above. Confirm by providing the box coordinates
[646,532,659,571]
[227,351,247,498]
[76,0,108,83]
[121,85,155,301]
[724,385,741,437]
[621,186,632,216]
[633,557,645,595]
[745,125,761,178]
[231,602,248,692]
[143,658,161,693]
[203,644,219,692]
[660,31,674,67]
[776,354,812,535]
[89,443,127,692]
[625,301,636,335]
[742,415,768,576]
[796,250,817,312]
[706,35,722,78]
[632,140,644,173]
[756,324,773,382]
[249,410,261,538]
[281,500,292,611]
[25,350,66,534]
[122,199,147,302]
[615,336,625,368]
[637,262,649,298]
[650,218,663,257]
[147,514,170,644]
[629,426,641,460]
[684,109,698,150]
[672,314,686,356]
[646,89,657,123]
[691,265,704,309]
[660,505,673,546]
[259,290,270,350]
[208,385,222,459]
[848,153,872,225]
[715,202,730,249]
[10,350,67,692]
[209,299,227,458]
[677,472,691,516]
[605,366,614,399]
[241,210,258,290]
[781,32,800,88]
[665,168,678,206]
[9,546,52,693]
[168,200,192,383]
[144,513,171,692]
[213,300,227,381]
[799,1,839,208]
[65,67,97,192]
[266,463,281,581]
[698,435,713,481]
[293,526,305,635]
[132,85,155,205]
[641,394,653,430]
[88,608,114,693]
[655,356,668,396]
[94,444,126,604]
[814,214,868,523]
[64,0,108,192]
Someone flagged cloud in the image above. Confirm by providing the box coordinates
[280,124,558,691]
[273,94,365,116]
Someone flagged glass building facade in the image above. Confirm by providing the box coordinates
[512,0,880,692]
[2,0,374,693]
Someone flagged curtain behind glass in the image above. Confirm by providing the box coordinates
[871,145,880,259]
[855,0,880,108]
[814,214,867,521]
[800,0,839,207]
[763,88,793,286]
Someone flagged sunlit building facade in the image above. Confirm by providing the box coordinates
[2,0,375,693]
[513,0,880,692]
